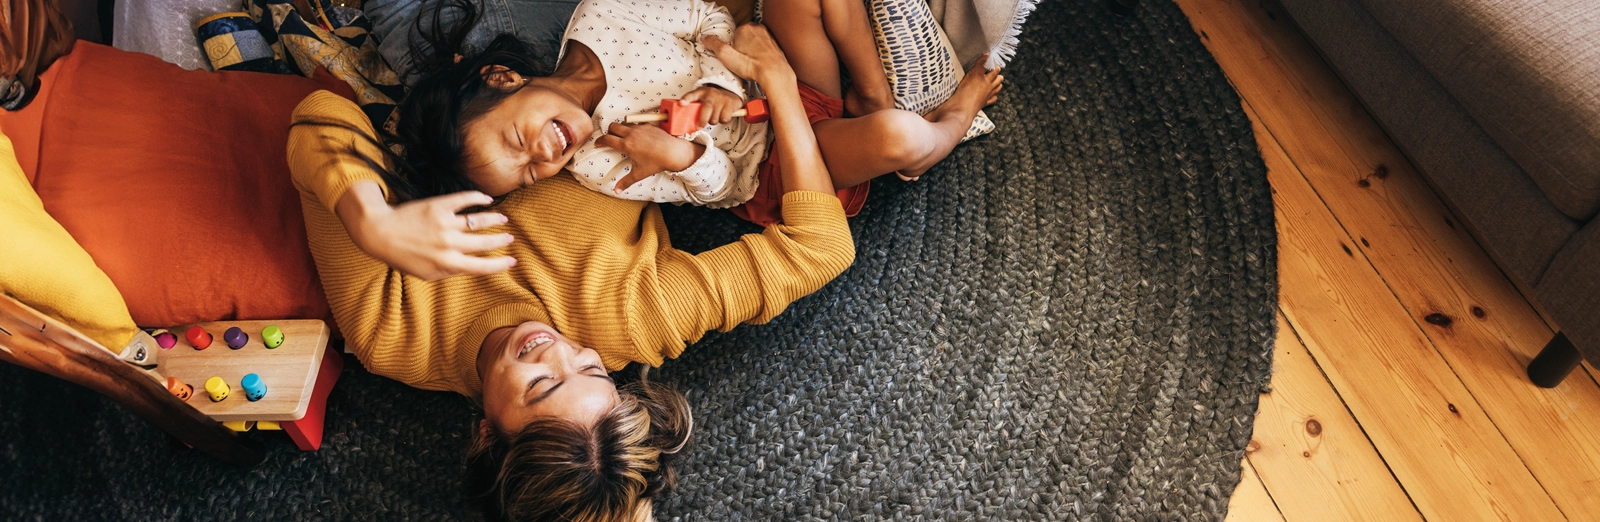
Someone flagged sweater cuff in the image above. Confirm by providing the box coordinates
[316,162,389,213]
[459,302,553,396]
[778,190,848,223]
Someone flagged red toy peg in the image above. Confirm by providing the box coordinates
[622,98,772,136]
[661,99,703,136]
[741,98,770,124]
[186,326,212,350]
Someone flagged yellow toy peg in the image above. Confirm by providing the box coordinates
[204,376,230,402]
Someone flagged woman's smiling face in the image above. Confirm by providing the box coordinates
[460,73,594,196]
[477,321,618,433]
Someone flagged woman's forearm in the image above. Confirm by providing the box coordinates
[757,70,834,195]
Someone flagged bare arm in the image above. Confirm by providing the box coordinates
[701,26,833,195]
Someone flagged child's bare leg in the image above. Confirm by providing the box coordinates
[762,0,894,116]
[815,60,1003,187]
[820,0,894,116]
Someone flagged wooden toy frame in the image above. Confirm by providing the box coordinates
[0,294,265,465]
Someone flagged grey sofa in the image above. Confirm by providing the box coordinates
[1276,0,1599,386]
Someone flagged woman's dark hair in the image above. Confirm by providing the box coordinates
[464,377,693,522]
[296,0,553,203]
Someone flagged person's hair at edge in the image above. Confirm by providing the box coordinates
[465,372,694,522]
[288,0,553,203]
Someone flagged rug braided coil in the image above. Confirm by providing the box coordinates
[0,0,1277,519]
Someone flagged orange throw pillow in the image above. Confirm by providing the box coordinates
[0,42,355,327]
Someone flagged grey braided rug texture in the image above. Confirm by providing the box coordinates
[0,0,1276,519]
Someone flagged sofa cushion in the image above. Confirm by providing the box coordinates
[1358,0,1600,220]
[0,41,352,328]
[1278,0,1580,284]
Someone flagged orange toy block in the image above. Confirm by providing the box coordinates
[623,98,773,136]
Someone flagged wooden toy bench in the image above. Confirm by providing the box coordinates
[0,294,342,466]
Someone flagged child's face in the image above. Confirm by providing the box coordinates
[461,80,593,196]
[478,321,619,433]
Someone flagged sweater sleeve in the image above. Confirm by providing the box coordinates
[285,91,485,395]
[286,91,391,209]
[651,190,856,360]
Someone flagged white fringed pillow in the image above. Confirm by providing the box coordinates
[866,0,995,141]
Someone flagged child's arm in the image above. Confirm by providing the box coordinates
[570,114,759,206]
[674,0,746,97]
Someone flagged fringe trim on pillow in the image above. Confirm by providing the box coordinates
[985,0,1038,70]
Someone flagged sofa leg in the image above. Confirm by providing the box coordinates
[1528,332,1581,388]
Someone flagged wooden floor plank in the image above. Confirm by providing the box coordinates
[1250,312,1421,522]
[1172,0,1600,516]
[1225,458,1287,522]
[1261,105,1564,520]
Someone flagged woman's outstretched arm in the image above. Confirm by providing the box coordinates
[287,91,515,281]
[702,26,833,195]
[642,25,856,360]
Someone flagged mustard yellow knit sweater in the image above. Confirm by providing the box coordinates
[286,91,855,396]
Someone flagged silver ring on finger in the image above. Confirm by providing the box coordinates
[465,215,475,231]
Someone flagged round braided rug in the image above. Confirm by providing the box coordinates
[0,0,1276,519]
[652,0,1277,519]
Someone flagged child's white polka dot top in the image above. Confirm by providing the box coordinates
[559,0,768,208]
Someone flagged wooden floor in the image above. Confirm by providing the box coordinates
[1158,1,1600,521]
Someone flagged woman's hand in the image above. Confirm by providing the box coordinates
[700,24,794,87]
[679,85,743,128]
[597,122,706,192]
[337,181,517,281]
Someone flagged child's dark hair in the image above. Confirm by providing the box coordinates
[389,0,553,201]
[464,378,693,522]
[299,0,553,203]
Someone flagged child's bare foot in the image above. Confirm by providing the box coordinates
[845,85,896,117]
[896,59,1004,180]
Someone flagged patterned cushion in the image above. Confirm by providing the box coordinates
[867,0,995,140]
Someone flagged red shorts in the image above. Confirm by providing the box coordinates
[729,83,869,226]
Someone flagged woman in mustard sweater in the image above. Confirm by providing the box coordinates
[288,26,851,521]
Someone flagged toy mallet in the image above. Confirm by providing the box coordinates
[623,98,770,136]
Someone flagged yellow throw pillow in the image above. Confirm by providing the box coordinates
[0,130,139,351]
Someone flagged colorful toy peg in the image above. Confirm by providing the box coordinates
[186,326,212,350]
[622,98,772,136]
[256,421,282,431]
[263,325,284,349]
[204,376,230,402]
[154,330,177,349]
[740,98,770,123]
[224,327,249,349]
[241,373,267,401]
[222,420,256,432]
[166,376,194,401]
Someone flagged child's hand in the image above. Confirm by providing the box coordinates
[680,85,743,129]
[701,24,793,85]
[597,122,705,192]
